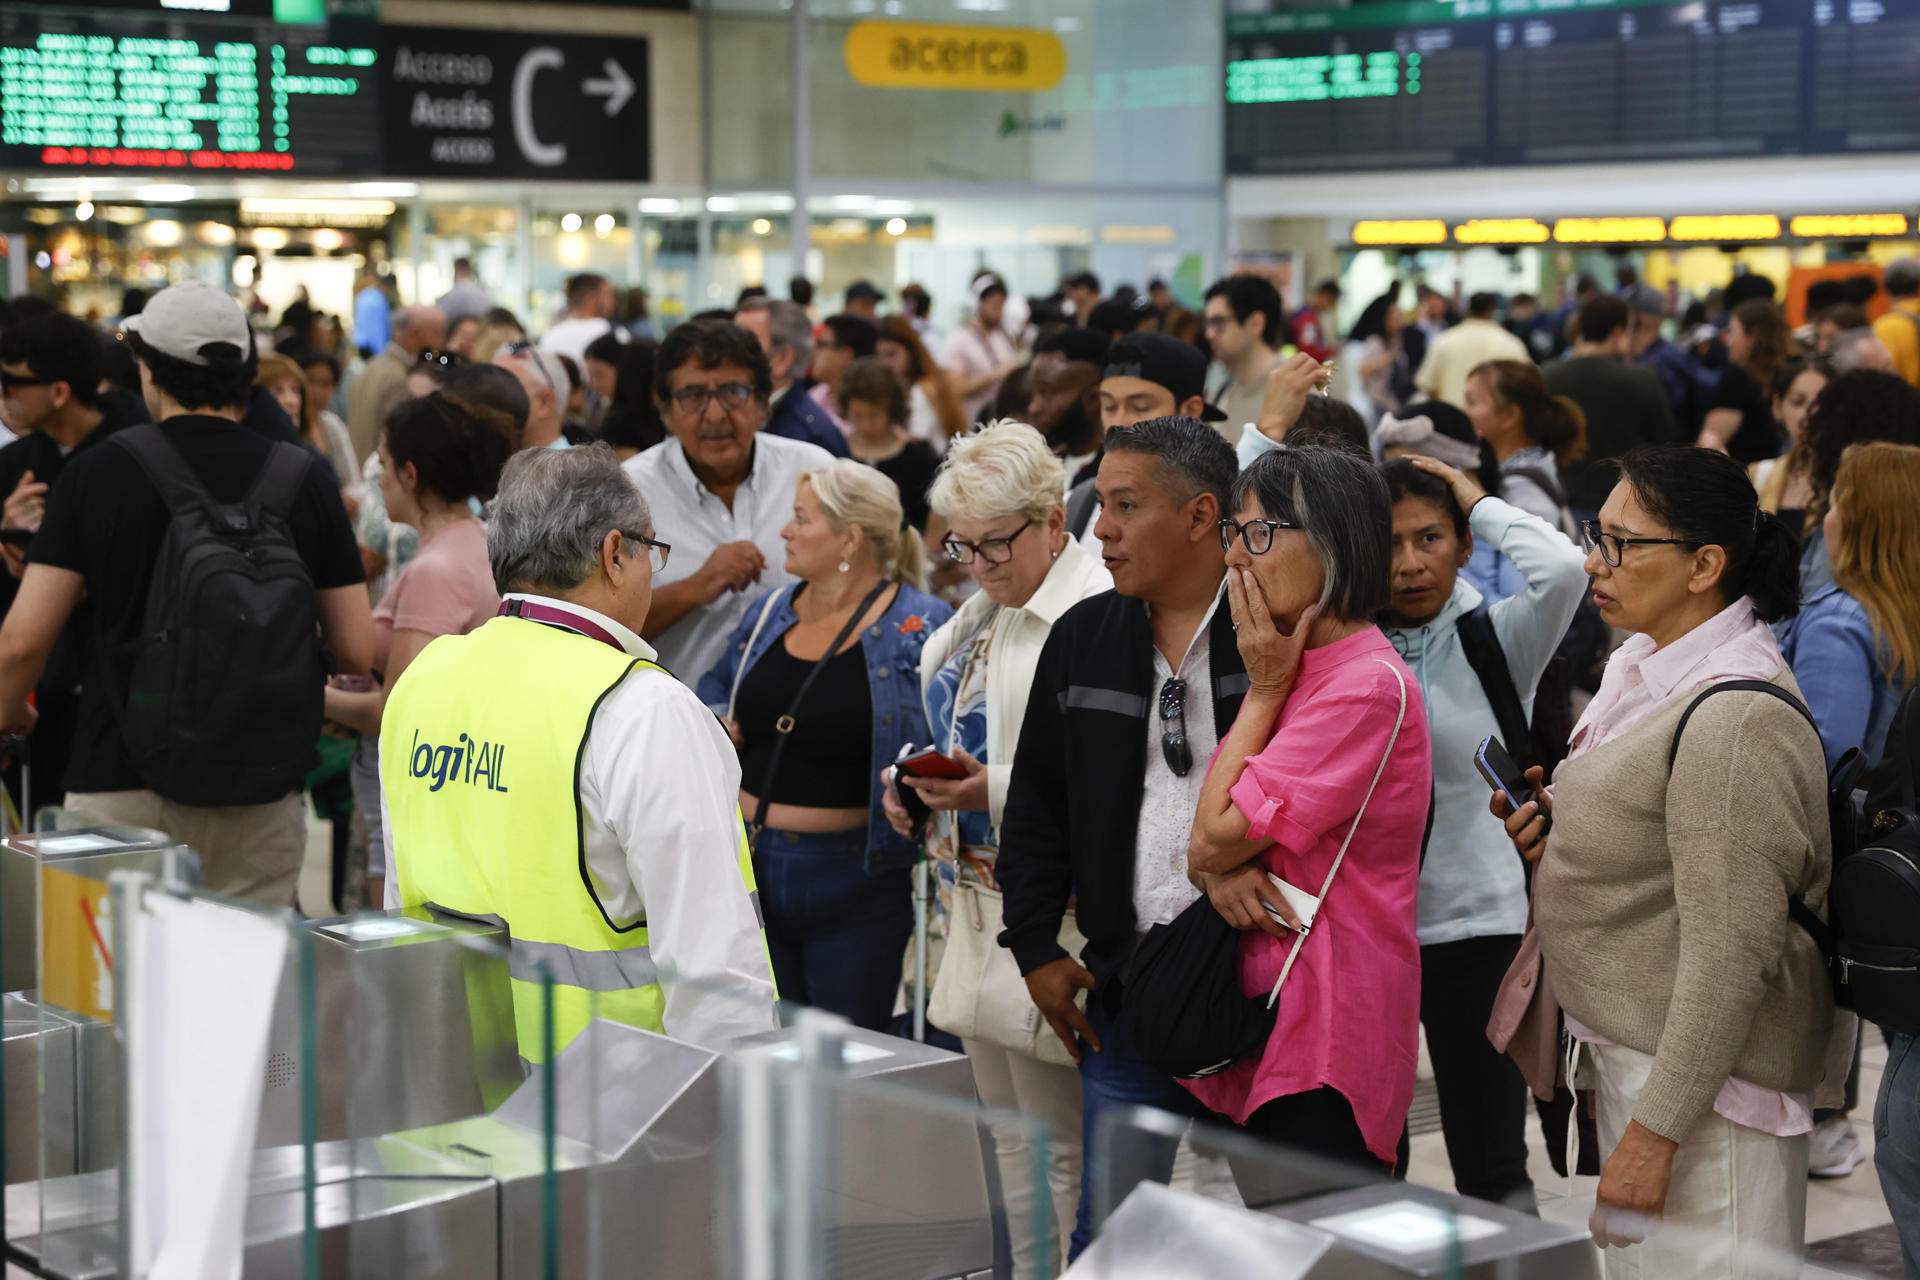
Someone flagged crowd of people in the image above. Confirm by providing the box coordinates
[2,253,1919,1279]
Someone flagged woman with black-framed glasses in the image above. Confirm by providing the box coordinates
[1179,445,1433,1179]
[1491,446,1834,1275]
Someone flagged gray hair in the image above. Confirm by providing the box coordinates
[393,304,444,342]
[1230,445,1391,622]
[928,419,1064,525]
[488,443,650,594]
[764,299,814,371]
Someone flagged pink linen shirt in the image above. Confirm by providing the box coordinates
[1561,596,1813,1137]
[1182,628,1432,1165]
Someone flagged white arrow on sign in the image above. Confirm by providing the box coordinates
[582,60,635,117]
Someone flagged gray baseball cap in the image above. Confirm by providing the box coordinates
[122,280,255,366]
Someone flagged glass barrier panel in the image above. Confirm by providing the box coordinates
[719,1002,1060,1280]
[3,830,194,1278]
[315,908,538,1279]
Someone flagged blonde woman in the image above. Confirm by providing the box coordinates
[257,352,362,514]
[878,422,1110,1277]
[697,461,952,1030]
[1781,440,1920,769]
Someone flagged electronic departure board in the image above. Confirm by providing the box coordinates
[0,12,380,175]
[1226,0,1920,173]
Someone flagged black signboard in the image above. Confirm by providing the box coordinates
[1226,0,1920,173]
[381,27,650,180]
[0,10,381,175]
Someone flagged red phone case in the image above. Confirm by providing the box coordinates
[898,750,968,780]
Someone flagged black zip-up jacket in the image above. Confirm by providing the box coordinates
[997,586,1247,991]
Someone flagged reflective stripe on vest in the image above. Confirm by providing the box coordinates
[382,615,763,1064]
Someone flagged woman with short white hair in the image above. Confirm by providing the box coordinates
[881,421,1110,1277]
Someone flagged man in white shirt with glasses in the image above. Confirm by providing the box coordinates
[623,319,834,681]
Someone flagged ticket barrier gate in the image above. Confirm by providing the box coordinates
[6,879,995,1278]
[1069,1179,1599,1280]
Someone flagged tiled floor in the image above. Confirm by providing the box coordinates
[1403,1035,1901,1277]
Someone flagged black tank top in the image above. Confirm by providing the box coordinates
[735,638,873,807]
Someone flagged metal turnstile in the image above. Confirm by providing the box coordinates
[1068,1179,1599,1279]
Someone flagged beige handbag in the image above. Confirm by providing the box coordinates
[929,880,1086,1068]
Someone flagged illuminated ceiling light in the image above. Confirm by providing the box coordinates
[831,195,875,211]
[1552,216,1667,244]
[705,197,740,213]
[884,217,907,237]
[560,213,583,233]
[1100,224,1176,244]
[252,227,290,252]
[144,220,184,247]
[134,184,195,203]
[1454,218,1550,245]
[1667,214,1780,242]
[344,182,420,199]
[1350,219,1447,247]
[751,218,773,236]
[594,213,616,237]
[639,198,680,215]
[75,201,95,222]
[240,197,395,223]
[198,221,236,246]
[311,227,346,251]
[1789,213,1909,239]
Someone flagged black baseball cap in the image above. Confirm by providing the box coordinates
[1101,333,1226,422]
[845,279,885,304]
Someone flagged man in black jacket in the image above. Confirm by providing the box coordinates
[996,415,1244,1258]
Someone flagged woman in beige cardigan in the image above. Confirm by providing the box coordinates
[1495,445,1833,1276]
[881,421,1111,1278]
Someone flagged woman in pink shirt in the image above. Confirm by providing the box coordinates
[1186,446,1433,1174]
[325,392,515,904]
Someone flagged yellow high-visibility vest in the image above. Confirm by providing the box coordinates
[381,614,761,1063]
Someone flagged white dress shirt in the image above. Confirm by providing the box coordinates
[622,432,835,683]
[1132,588,1225,928]
[385,594,776,1049]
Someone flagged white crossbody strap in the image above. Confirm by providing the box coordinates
[1266,659,1409,1010]
[726,591,786,722]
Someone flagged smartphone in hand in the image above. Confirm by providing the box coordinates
[896,748,969,781]
[1475,735,1548,832]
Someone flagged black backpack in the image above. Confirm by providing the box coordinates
[1669,680,1920,1035]
[111,425,325,807]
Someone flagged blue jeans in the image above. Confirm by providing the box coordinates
[1069,997,1199,1260]
[1876,1031,1920,1280]
[754,827,912,1033]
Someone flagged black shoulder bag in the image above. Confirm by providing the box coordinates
[746,580,891,851]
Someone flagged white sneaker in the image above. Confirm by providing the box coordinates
[1808,1116,1865,1179]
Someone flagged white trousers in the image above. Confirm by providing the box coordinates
[1588,1040,1809,1278]
[964,1038,1084,1280]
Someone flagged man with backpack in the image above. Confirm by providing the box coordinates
[0,282,372,904]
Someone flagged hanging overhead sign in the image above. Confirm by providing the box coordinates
[379,26,649,179]
[843,20,1066,93]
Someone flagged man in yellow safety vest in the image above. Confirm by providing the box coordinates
[381,443,776,1062]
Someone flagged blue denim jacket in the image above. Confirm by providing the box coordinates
[1778,583,1901,770]
[696,581,953,873]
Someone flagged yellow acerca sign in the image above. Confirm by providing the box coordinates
[844,20,1067,93]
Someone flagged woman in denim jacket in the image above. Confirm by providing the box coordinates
[698,460,952,1029]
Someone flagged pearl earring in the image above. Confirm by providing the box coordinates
[838,560,851,574]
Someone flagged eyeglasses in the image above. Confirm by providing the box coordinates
[418,348,466,370]
[621,530,671,573]
[668,382,756,415]
[1201,314,1235,331]
[1579,519,1700,568]
[942,519,1032,566]
[0,372,51,395]
[1159,678,1192,778]
[1219,516,1298,556]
